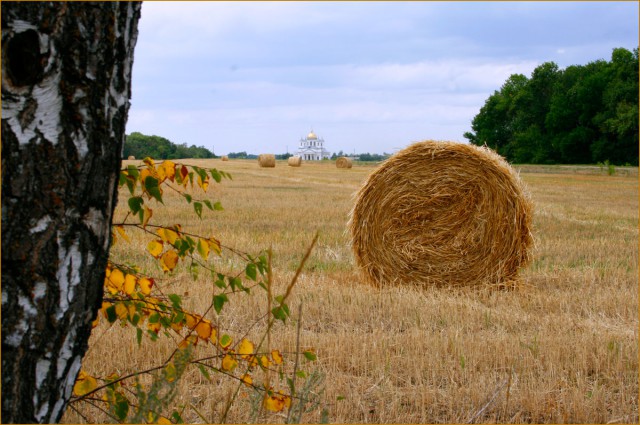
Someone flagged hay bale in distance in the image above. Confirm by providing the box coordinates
[127,155,135,160]
[348,140,533,288]
[221,155,229,161]
[258,154,276,168]
[288,156,302,167]
[336,156,353,169]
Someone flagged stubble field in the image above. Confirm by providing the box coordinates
[64,158,638,424]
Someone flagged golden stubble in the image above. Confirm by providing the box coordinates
[64,159,638,424]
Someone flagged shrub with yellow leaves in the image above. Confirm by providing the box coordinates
[68,158,321,424]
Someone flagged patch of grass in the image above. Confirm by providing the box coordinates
[64,161,638,424]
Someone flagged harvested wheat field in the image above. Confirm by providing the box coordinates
[64,158,638,424]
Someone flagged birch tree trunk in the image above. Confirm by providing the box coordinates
[1,2,141,422]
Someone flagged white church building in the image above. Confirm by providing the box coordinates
[296,130,330,161]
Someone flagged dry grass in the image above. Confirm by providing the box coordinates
[349,141,533,288]
[221,155,229,161]
[64,159,638,424]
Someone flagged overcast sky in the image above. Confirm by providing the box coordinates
[126,1,638,156]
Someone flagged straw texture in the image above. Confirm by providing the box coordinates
[288,156,302,167]
[258,154,276,167]
[349,140,533,288]
[221,155,229,161]
[336,157,353,168]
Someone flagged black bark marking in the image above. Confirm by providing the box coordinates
[6,29,43,87]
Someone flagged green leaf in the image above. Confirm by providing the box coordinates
[145,176,164,204]
[183,193,192,203]
[149,312,160,324]
[197,364,211,381]
[213,201,224,211]
[128,196,143,216]
[213,294,229,314]
[271,306,289,323]
[136,328,143,345]
[228,276,242,291]
[295,370,307,379]
[131,313,140,326]
[210,169,222,183]
[203,200,213,210]
[194,202,203,219]
[127,164,140,179]
[114,393,130,421]
[215,277,227,289]
[168,293,182,309]
[172,411,184,424]
[219,334,232,348]
[106,305,117,323]
[303,350,317,361]
[245,263,257,281]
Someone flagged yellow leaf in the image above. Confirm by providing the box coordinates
[197,238,210,260]
[159,160,176,182]
[219,334,233,350]
[241,373,253,387]
[138,277,154,295]
[247,355,259,370]
[142,206,153,228]
[238,338,254,359]
[100,301,113,319]
[208,238,222,256]
[91,314,100,328]
[197,174,209,192]
[148,321,161,334]
[124,274,137,295]
[170,320,184,333]
[185,313,199,330]
[271,349,283,365]
[195,319,213,341]
[109,268,125,292]
[160,250,179,272]
[259,355,271,368]
[157,417,172,425]
[73,370,98,397]
[115,225,130,243]
[143,157,155,167]
[115,302,129,320]
[263,393,287,412]
[147,240,163,258]
[157,228,179,245]
[178,334,198,349]
[221,353,238,371]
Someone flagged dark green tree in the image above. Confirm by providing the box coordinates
[465,47,638,165]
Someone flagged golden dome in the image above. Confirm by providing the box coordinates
[307,131,318,140]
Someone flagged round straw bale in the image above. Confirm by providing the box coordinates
[336,156,353,168]
[221,155,229,161]
[348,140,533,288]
[288,156,302,167]
[127,155,135,160]
[258,154,276,168]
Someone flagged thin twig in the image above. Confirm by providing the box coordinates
[286,303,304,424]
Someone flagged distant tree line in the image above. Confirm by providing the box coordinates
[464,47,638,165]
[226,151,391,161]
[124,132,215,159]
[330,151,391,161]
